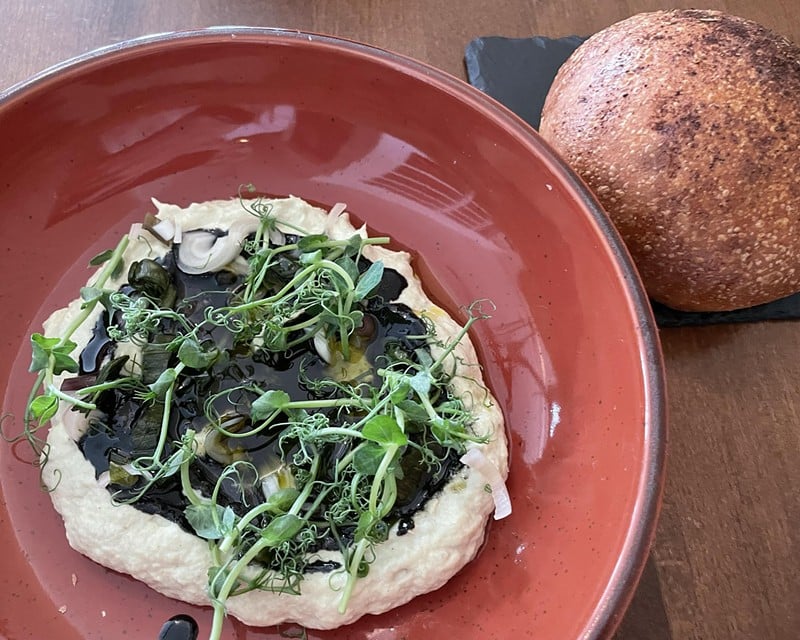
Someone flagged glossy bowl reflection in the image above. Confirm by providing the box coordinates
[0,28,665,640]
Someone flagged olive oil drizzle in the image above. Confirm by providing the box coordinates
[78,256,457,546]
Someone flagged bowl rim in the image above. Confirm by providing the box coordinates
[0,26,667,640]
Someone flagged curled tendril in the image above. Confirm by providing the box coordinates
[205,306,248,333]
[238,184,275,221]
[327,491,357,524]
[1,411,60,491]
[13,188,500,633]
[107,293,164,340]
[464,297,496,321]
[215,460,260,507]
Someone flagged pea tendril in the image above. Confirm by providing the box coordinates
[4,195,493,640]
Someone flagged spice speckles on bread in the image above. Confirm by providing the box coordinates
[540,9,800,311]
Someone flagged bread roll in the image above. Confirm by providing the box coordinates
[540,9,800,311]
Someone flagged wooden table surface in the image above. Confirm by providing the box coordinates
[1,1,798,639]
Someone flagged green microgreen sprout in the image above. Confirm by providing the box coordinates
[7,194,494,640]
[2,235,133,471]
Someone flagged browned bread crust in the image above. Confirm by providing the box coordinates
[540,9,800,311]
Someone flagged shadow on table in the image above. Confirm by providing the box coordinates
[613,554,672,639]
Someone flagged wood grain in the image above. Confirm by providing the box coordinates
[1,1,798,639]
[658,323,800,639]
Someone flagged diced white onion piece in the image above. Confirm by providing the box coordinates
[193,427,209,458]
[151,219,175,242]
[268,227,285,246]
[325,202,347,234]
[460,447,512,520]
[313,330,332,364]
[260,457,294,500]
[261,474,280,500]
[97,471,111,488]
[128,222,143,241]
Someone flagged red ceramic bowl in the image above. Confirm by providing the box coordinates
[0,29,665,640]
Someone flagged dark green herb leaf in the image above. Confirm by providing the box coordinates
[222,505,236,531]
[409,370,431,397]
[29,333,79,375]
[178,337,219,369]
[334,256,360,284]
[251,390,291,420]
[79,286,112,311]
[207,564,229,596]
[29,334,58,373]
[353,511,389,543]
[348,309,364,329]
[352,442,384,475]
[353,260,384,301]
[415,348,434,369]
[161,449,186,477]
[95,355,130,386]
[343,234,363,257]
[88,249,114,267]
[265,487,301,513]
[185,503,229,539]
[369,520,389,544]
[29,393,58,423]
[299,249,322,265]
[261,322,289,352]
[354,510,378,542]
[389,381,411,403]
[395,398,430,424]
[297,234,329,253]
[52,353,80,376]
[260,513,303,546]
[431,419,468,447]
[362,415,407,447]
[148,367,178,399]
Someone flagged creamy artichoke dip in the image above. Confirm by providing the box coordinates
[40,196,508,630]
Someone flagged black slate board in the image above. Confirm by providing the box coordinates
[464,35,800,328]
